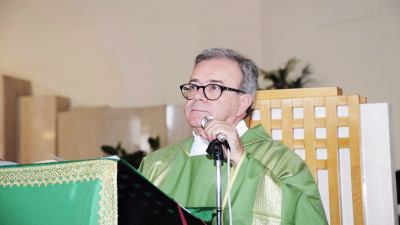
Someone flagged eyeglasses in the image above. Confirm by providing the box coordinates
[179,83,244,101]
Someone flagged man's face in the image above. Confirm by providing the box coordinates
[184,59,248,128]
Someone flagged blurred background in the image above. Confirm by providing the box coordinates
[0,0,399,168]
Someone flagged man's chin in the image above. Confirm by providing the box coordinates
[188,116,205,128]
[189,121,202,128]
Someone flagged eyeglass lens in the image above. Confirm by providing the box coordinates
[181,84,222,100]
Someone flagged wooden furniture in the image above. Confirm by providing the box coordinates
[0,75,32,162]
[249,87,396,225]
[19,96,70,163]
[16,95,191,163]
[57,105,191,161]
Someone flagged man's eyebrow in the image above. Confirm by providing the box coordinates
[209,79,223,84]
[189,79,223,84]
[189,78,200,83]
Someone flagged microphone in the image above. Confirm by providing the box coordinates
[200,116,213,129]
[217,133,227,143]
[201,116,228,143]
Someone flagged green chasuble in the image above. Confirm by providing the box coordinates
[139,125,328,225]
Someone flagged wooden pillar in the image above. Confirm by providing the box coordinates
[0,75,32,162]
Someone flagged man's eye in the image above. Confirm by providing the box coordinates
[208,85,219,91]
[189,85,198,91]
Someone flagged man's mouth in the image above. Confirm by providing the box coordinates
[191,109,206,112]
[190,109,209,114]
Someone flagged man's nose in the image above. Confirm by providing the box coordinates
[193,87,207,101]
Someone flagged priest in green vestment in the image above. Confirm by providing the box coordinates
[139,48,328,225]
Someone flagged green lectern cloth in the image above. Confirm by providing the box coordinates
[0,159,118,225]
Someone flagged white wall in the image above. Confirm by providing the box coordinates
[1,0,399,168]
[260,0,400,168]
[0,0,263,106]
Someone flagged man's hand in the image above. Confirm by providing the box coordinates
[201,119,244,168]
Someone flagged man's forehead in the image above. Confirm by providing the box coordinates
[190,59,242,84]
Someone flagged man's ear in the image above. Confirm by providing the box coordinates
[237,94,253,117]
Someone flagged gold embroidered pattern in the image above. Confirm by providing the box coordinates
[252,170,282,225]
[0,159,117,225]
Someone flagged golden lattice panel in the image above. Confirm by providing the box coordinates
[249,88,366,225]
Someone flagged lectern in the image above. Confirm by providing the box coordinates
[0,158,207,225]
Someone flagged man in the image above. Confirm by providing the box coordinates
[139,48,328,225]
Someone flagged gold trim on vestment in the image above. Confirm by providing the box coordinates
[150,161,171,186]
[222,151,246,208]
[252,169,282,225]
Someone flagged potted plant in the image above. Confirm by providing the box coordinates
[258,58,312,90]
[101,136,160,169]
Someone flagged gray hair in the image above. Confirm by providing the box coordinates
[194,48,258,95]
[194,48,258,117]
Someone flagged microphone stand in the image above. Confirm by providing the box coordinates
[206,140,226,225]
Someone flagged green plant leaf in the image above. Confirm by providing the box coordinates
[148,136,160,151]
[101,145,118,155]
[258,58,312,90]
[120,149,128,157]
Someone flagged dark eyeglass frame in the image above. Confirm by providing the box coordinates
[179,83,244,101]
